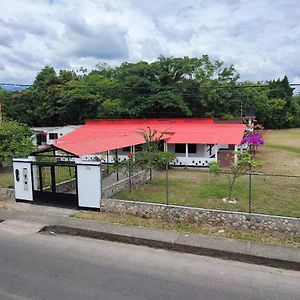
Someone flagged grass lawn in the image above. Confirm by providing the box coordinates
[72,211,300,248]
[0,168,14,188]
[116,128,300,218]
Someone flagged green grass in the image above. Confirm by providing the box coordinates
[115,128,300,218]
[265,144,300,155]
[72,211,300,248]
[0,168,14,188]
[116,169,300,217]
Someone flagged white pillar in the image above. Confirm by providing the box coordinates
[164,142,168,152]
[132,145,135,155]
[77,161,101,209]
[234,145,238,164]
[13,158,34,202]
[214,144,218,162]
[185,144,188,158]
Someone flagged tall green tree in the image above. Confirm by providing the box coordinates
[0,119,34,168]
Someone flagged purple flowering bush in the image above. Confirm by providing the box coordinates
[242,133,264,147]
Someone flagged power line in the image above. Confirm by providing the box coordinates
[1,82,300,88]
[0,82,32,87]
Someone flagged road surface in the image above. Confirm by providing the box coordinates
[0,220,299,300]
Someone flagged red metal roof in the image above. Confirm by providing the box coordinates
[54,118,246,156]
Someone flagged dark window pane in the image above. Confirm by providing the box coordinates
[49,133,58,140]
[122,146,130,152]
[175,144,186,153]
[188,144,197,153]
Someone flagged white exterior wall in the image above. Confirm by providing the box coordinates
[167,144,217,167]
[218,144,229,150]
[13,158,34,202]
[33,126,79,146]
[79,142,243,168]
[46,126,78,145]
[77,161,101,209]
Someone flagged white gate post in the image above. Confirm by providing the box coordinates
[76,161,101,210]
[13,157,34,202]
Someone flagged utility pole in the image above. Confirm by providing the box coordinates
[240,101,243,118]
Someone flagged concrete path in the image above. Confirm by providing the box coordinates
[0,205,299,271]
[101,166,145,188]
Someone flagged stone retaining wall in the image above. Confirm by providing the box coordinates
[102,170,150,198]
[43,178,76,193]
[101,198,300,236]
[0,188,15,202]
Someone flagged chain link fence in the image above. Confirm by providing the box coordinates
[110,165,300,218]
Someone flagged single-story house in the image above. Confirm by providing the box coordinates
[52,118,247,167]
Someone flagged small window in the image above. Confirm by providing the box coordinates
[36,134,47,145]
[188,144,197,154]
[175,144,197,153]
[49,133,58,140]
[175,144,186,153]
[122,146,130,152]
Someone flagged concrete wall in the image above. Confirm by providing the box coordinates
[77,162,101,209]
[101,199,300,236]
[102,170,150,199]
[0,188,15,202]
[13,159,33,202]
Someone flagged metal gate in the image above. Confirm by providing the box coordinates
[32,162,78,208]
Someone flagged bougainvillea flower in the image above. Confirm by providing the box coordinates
[241,133,264,146]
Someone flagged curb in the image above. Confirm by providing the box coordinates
[41,225,300,271]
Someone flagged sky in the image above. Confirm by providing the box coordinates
[0,0,299,87]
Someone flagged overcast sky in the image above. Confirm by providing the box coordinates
[0,0,299,86]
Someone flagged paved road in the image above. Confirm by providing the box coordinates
[0,222,299,300]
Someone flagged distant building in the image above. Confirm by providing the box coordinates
[32,125,80,147]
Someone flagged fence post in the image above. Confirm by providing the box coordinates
[248,162,252,213]
[166,162,169,205]
[116,149,119,182]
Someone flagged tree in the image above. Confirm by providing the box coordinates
[209,152,258,201]
[2,58,297,129]
[0,119,34,168]
[241,132,264,155]
[135,127,175,204]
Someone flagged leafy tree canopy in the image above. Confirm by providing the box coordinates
[2,56,299,129]
[0,118,34,167]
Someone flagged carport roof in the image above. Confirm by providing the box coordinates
[53,118,246,156]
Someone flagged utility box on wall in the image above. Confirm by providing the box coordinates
[13,158,34,202]
[76,161,101,210]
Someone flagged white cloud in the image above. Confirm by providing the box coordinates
[0,0,299,85]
